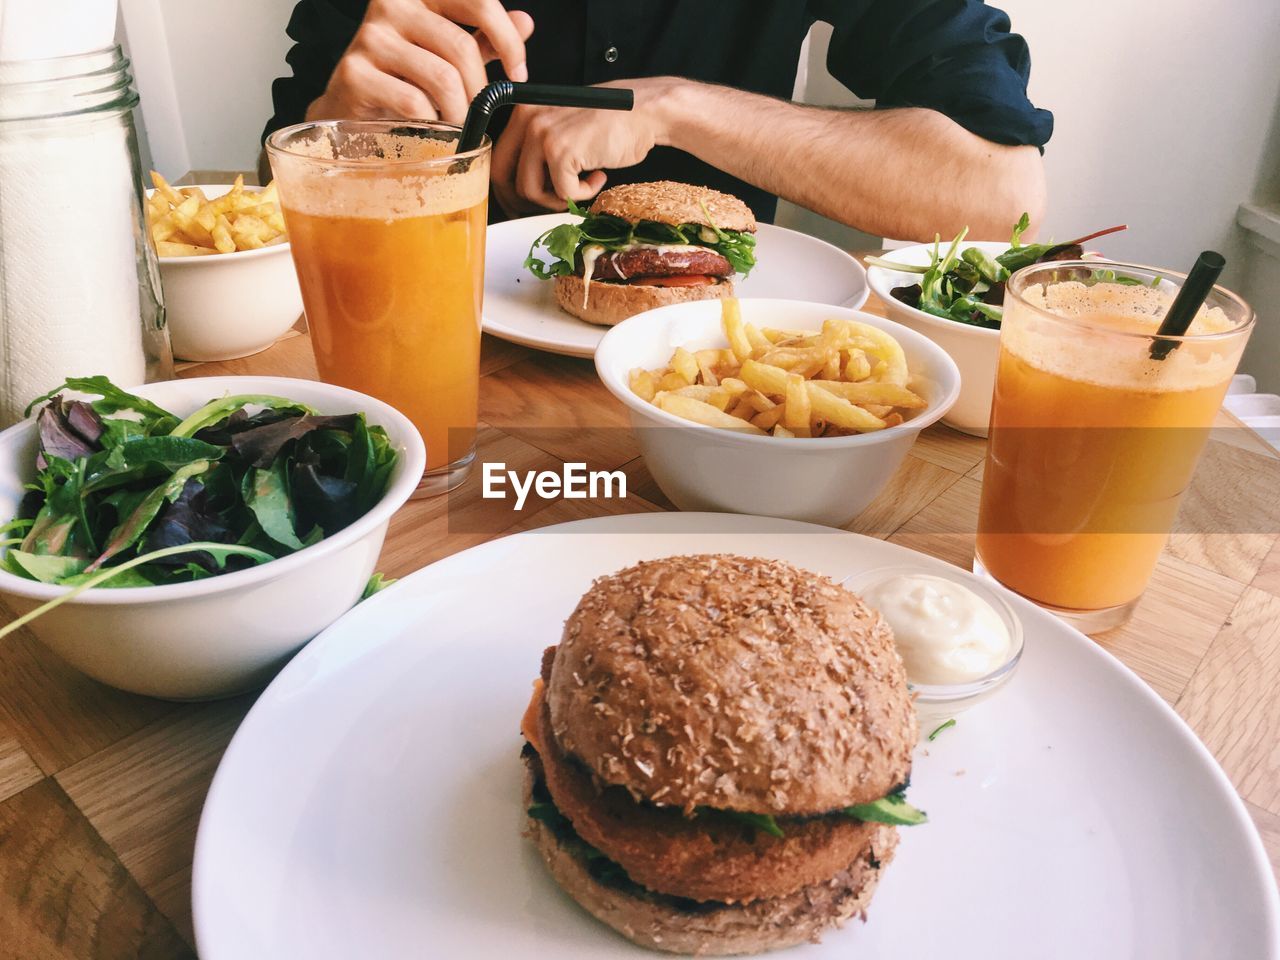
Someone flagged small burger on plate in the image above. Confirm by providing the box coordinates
[520,554,924,956]
[524,181,757,326]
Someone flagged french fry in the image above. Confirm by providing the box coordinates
[696,356,719,386]
[744,322,771,354]
[673,385,731,410]
[844,349,872,382]
[657,394,767,434]
[772,424,795,438]
[211,214,236,255]
[843,320,909,385]
[670,347,699,384]
[758,345,831,370]
[750,406,784,430]
[727,398,756,420]
[156,240,216,257]
[658,371,690,393]
[739,358,790,397]
[230,215,271,250]
[808,380,927,409]
[721,298,753,362]
[820,351,842,380]
[805,382,886,431]
[149,215,177,243]
[630,369,658,402]
[171,208,214,247]
[149,170,183,205]
[761,327,808,343]
[744,390,776,414]
[783,374,810,430]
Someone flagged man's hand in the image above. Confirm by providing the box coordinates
[307,0,534,124]
[492,78,676,217]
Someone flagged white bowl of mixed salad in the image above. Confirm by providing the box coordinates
[0,376,425,699]
[866,217,1126,436]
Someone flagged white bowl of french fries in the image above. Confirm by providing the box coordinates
[595,298,960,527]
[147,174,303,362]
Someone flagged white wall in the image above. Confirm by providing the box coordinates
[122,0,294,177]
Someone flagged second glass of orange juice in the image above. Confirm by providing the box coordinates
[975,261,1254,632]
[266,120,489,496]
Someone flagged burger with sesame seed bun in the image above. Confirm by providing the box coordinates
[519,554,924,955]
[524,181,758,327]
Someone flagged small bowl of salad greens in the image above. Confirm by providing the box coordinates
[865,215,1127,436]
[0,376,425,700]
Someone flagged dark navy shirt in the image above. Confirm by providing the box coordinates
[265,0,1053,222]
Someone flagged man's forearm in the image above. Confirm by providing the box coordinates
[653,81,1045,241]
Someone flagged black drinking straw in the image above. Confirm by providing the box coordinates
[1149,251,1226,360]
[455,81,634,156]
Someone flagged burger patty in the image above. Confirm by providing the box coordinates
[523,676,881,906]
[576,247,733,281]
[524,750,895,930]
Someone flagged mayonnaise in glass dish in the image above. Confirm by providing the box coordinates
[862,573,1012,686]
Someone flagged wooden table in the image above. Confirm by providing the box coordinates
[2,289,1278,959]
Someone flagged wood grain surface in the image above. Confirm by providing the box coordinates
[0,258,1276,959]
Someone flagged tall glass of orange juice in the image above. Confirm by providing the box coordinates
[265,120,489,496]
[975,261,1254,632]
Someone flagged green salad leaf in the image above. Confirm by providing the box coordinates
[701,785,927,838]
[844,785,928,826]
[360,572,397,600]
[718,809,786,839]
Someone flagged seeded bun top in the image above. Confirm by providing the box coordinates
[589,181,756,233]
[546,555,917,816]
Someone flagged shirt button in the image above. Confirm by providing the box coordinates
[603,46,619,63]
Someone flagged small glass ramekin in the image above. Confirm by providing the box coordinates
[844,564,1025,731]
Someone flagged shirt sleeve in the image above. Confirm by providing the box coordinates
[261,0,364,143]
[810,0,1053,150]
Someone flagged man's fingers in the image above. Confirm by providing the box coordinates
[515,134,561,210]
[329,45,438,119]
[460,1,530,82]
[393,11,488,105]
[377,31,470,122]
[546,147,606,205]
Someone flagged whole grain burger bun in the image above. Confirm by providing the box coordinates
[554,274,735,327]
[547,555,917,815]
[591,180,756,233]
[523,763,895,956]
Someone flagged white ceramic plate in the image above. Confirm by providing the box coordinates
[482,214,869,357]
[193,513,1279,960]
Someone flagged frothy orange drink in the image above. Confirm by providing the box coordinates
[975,269,1252,627]
[267,122,489,494]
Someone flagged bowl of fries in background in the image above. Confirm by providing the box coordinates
[147,173,303,362]
[866,240,1008,437]
[595,298,960,526]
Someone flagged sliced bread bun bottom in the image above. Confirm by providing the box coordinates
[554,275,735,327]
[522,759,896,956]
